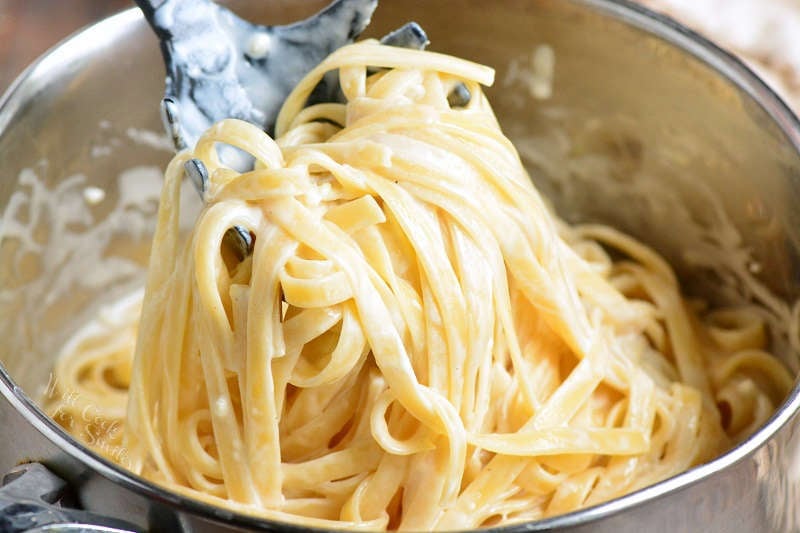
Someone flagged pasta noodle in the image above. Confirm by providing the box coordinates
[44,40,794,529]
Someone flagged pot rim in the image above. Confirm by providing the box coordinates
[1,0,800,531]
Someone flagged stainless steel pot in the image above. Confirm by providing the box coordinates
[1,1,800,531]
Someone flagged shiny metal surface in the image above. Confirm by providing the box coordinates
[0,462,140,532]
[1,1,800,531]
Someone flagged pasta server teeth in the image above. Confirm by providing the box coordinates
[185,157,253,260]
[134,0,379,150]
[134,0,430,258]
[135,0,434,155]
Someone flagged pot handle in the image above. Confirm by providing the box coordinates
[0,462,140,533]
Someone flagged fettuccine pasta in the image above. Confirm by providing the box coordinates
[44,41,794,530]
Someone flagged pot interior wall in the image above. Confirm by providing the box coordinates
[1,0,799,410]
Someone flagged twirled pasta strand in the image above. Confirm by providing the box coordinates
[44,41,793,530]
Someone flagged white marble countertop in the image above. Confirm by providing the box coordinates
[637,0,800,111]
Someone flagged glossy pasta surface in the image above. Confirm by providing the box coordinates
[45,41,793,530]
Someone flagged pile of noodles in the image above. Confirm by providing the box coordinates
[45,41,792,530]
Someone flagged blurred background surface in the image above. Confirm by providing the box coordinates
[0,0,798,111]
[0,0,131,90]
